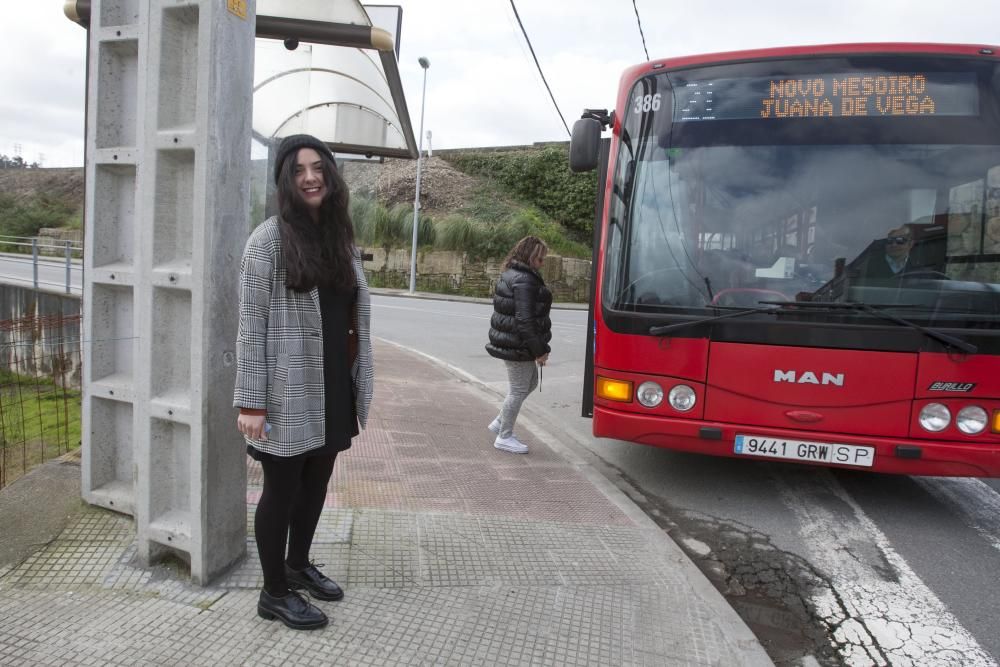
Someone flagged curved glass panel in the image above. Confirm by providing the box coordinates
[253,40,404,151]
[251,2,413,157]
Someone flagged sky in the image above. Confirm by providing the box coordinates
[3,0,999,168]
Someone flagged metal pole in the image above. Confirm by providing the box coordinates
[65,241,72,294]
[32,238,39,289]
[408,57,430,294]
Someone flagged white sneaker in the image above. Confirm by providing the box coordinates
[494,435,528,454]
[488,417,501,434]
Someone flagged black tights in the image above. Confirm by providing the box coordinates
[255,452,338,596]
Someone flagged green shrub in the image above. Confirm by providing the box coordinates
[434,214,481,251]
[430,208,588,260]
[376,203,436,248]
[443,146,598,242]
[402,211,435,247]
[495,210,589,259]
[65,210,83,230]
[350,194,376,245]
[0,194,77,239]
[368,201,407,249]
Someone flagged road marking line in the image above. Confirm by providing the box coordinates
[776,470,993,666]
[372,300,586,329]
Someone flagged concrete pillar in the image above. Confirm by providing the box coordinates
[81,0,255,584]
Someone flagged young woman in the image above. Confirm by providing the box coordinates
[234,134,374,630]
[485,236,552,454]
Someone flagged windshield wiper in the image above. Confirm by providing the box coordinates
[758,301,977,354]
[649,306,779,336]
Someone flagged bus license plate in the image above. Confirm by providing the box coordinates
[734,434,875,468]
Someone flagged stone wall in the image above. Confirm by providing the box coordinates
[361,248,591,302]
[36,228,83,258]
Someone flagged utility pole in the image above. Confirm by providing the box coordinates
[408,56,430,293]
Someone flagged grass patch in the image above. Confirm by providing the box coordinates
[0,373,81,488]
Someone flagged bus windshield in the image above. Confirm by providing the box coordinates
[605,56,1000,326]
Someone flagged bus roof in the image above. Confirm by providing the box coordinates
[626,42,997,78]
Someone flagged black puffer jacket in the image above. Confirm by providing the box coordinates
[486,261,553,361]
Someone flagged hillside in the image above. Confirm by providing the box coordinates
[341,156,487,218]
[0,168,84,211]
[0,157,521,228]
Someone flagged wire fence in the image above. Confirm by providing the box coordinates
[0,311,83,490]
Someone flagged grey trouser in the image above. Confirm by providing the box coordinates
[497,360,538,438]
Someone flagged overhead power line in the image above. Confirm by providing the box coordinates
[632,0,650,61]
[508,0,571,138]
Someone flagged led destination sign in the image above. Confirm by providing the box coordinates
[673,72,979,122]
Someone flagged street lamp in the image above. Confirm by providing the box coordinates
[409,56,431,294]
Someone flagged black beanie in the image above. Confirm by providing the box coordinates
[273,134,336,185]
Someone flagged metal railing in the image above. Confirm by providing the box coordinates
[0,234,83,295]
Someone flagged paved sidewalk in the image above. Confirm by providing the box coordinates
[0,341,771,666]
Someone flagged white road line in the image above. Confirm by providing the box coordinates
[776,470,995,666]
[372,301,586,330]
[373,302,491,320]
[915,477,1000,553]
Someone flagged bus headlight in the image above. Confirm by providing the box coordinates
[956,406,988,435]
[636,382,663,408]
[918,403,950,432]
[668,384,696,412]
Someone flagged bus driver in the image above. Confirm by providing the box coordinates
[857,224,914,281]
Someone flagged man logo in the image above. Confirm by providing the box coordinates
[774,370,845,386]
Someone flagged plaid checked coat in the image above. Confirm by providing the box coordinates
[233,217,374,456]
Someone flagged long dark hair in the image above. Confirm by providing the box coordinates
[276,148,356,291]
[503,235,548,270]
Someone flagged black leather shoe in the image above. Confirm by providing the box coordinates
[286,563,345,601]
[257,590,328,630]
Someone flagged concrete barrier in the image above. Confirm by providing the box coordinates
[0,284,81,389]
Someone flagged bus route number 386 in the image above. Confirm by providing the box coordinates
[734,434,875,467]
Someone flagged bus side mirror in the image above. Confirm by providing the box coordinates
[570,118,602,172]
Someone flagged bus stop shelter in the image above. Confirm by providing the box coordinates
[66,0,416,583]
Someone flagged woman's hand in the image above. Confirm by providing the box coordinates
[536,353,549,367]
[237,412,268,441]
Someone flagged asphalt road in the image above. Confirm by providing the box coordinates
[370,293,1000,667]
[0,252,81,295]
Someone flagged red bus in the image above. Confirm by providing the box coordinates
[571,43,1000,477]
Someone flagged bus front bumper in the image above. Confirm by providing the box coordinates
[593,406,1000,478]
